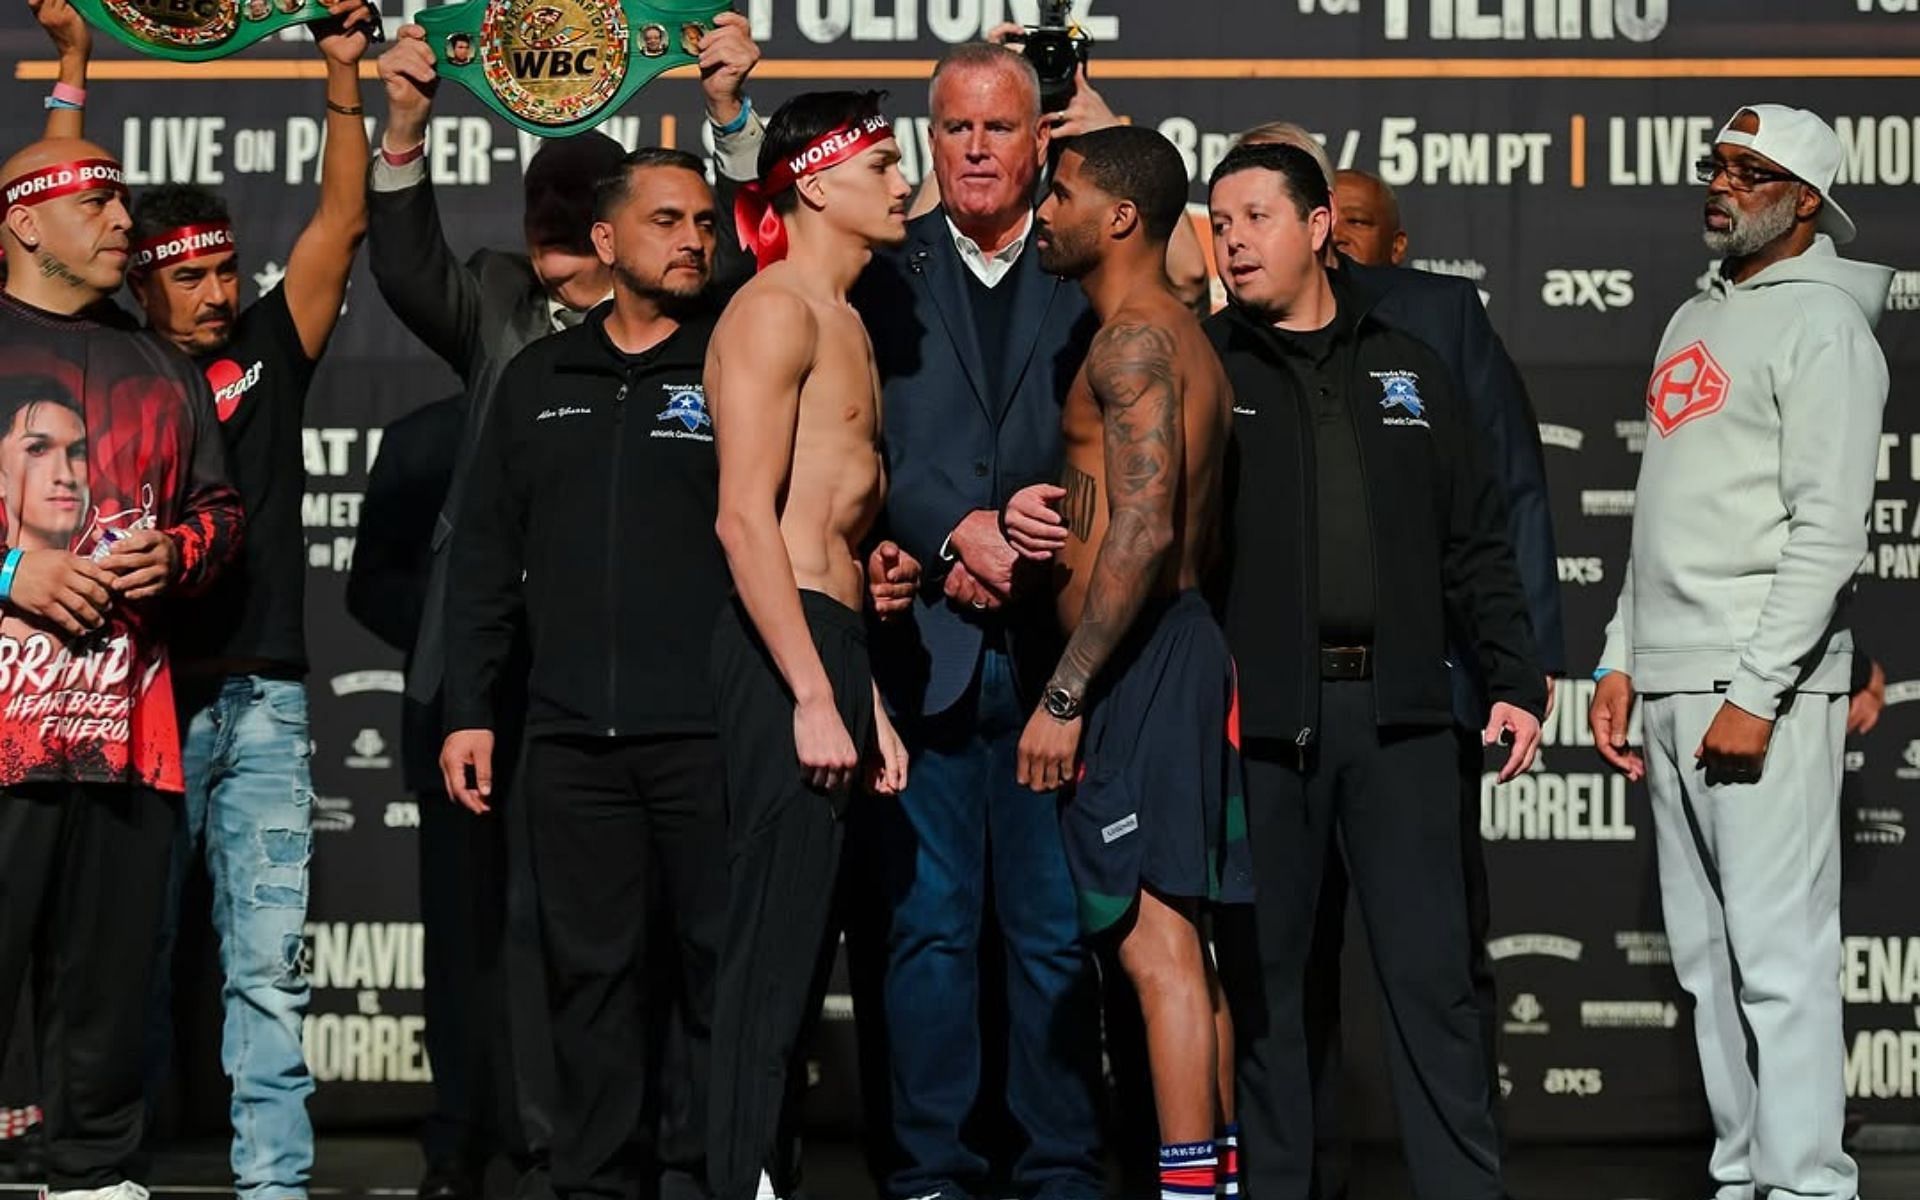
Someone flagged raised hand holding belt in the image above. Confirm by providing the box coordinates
[67,0,383,61]
[416,0,729,136]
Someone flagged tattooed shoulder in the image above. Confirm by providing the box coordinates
[1087,321,1177,411]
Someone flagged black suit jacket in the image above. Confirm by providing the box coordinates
[1343,259,1567,714]
[855,211,1099,718]
[347,394,464,792]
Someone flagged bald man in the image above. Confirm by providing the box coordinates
[1332,169,1407,267]
[0,137,242,1200]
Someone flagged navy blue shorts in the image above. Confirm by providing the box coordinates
[1062,590,1254,934]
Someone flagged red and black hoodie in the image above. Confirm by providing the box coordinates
[0,292,244,792]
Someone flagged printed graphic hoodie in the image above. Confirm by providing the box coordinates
[1599,235,1891,717]
[0,293,244,791]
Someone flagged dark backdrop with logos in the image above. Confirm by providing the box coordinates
[2,0,1918,1142]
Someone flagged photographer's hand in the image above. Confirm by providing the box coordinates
[1045,66,1117,138]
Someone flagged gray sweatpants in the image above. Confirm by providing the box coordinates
[1642,691,1858,1200]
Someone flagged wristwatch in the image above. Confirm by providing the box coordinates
[1042,684,1082,722]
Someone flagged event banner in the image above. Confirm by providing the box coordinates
[2,0,1918,1138]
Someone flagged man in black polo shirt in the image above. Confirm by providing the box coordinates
[1205,143,1546,1200]
[440,148,730,1200]
[41,6,373,1198]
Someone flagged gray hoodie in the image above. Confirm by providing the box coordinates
[1599,234,1891,717]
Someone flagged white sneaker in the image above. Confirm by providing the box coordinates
[42,1185,151,1200]
[754,1171,780,1200]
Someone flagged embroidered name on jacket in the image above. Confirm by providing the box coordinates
[1372,370,1429,428]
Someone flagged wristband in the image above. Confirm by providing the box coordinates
[1592,668,1615,682]
[0,549,23,604]
[327,100,365,116]
[43,96,84,111]
[380,140,427,167]
[52,82,87,106]
[711,96,754,136]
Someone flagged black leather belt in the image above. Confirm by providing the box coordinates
[1320,645,1373,680]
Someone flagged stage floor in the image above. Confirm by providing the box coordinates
[2,1137,1915,1200]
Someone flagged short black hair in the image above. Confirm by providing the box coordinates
[130,184,231,245]
[592,147,708,222]
[758,90,889,216]
[0,375,81,439]
[524,131,627,252]
[448,32,471,46]
[1065,125,1189,241]
[1209,142,1331,219]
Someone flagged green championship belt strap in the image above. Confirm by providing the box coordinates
[69,0,378,62]
[418,0,729,136]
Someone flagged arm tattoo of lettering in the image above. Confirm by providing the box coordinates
[1060,463,1098,543]
[1049,322,1181,699]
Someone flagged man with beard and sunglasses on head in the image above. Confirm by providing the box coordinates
[705,89,914,1200]
[1590,105,1889,1200]
[0,130,243,1200]
[441,147,735,1200]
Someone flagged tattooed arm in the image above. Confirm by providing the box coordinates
[1017,321,1182,790]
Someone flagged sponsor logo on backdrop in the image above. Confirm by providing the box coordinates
[1557,556,1605,586]
[1538,423,1585,452]
[740,0,1119,45]
[1543,1067,1605,1097]
[1498,1062,1512,1100]
[1410,257,1491,306]
[346,727,393,770]
[384,802,421,829]
[1615,419,1648,454]
[1888,270,1919,312]
[1488,934,1585,962]
[1842,937,1920,1005]
[1897,741,1920,779]
[1847,749,1867,773]
[1482,771,1637,841]
[1582,490,1636,517]
[1885,680,1920,706]
[1581,1000,1681,1029]
[1506,992,1550,1036]
[1852,807,1907,846]
[1647,341,1730,437]
[313,795,355,834]
[330,670,404,697]
[1543,268,1635,312]
[1615,931,1672,966]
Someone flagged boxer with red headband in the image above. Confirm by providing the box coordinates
[703,89,911,1200]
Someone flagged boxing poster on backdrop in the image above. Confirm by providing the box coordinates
[1,0,1918,1136]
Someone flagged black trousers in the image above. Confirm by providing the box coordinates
[520,733,727,1200]
[1219,682,1501,1200]
[708,593,874,1200]
[0,784,174,1190]
[1302,730,1505,1200]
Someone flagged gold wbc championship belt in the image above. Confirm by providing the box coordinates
[417,0,728,136]
[68,0,381,61]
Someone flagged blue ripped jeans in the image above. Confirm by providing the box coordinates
[154,676,316,1200]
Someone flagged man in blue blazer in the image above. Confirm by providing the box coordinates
[850,41,1105,1200]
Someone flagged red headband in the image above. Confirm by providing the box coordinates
[3,158,127,209]
[734,113,895,271]
[130,223,236,274]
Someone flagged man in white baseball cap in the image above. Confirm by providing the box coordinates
[1592,101,1888,1200]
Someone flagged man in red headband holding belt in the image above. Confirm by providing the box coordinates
[0,133,243,1200]
[704,89,913,1200]
[28,5,373,1197]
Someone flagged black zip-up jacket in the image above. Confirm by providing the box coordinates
[443,304,727,740]
[1205,271,1546,747]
